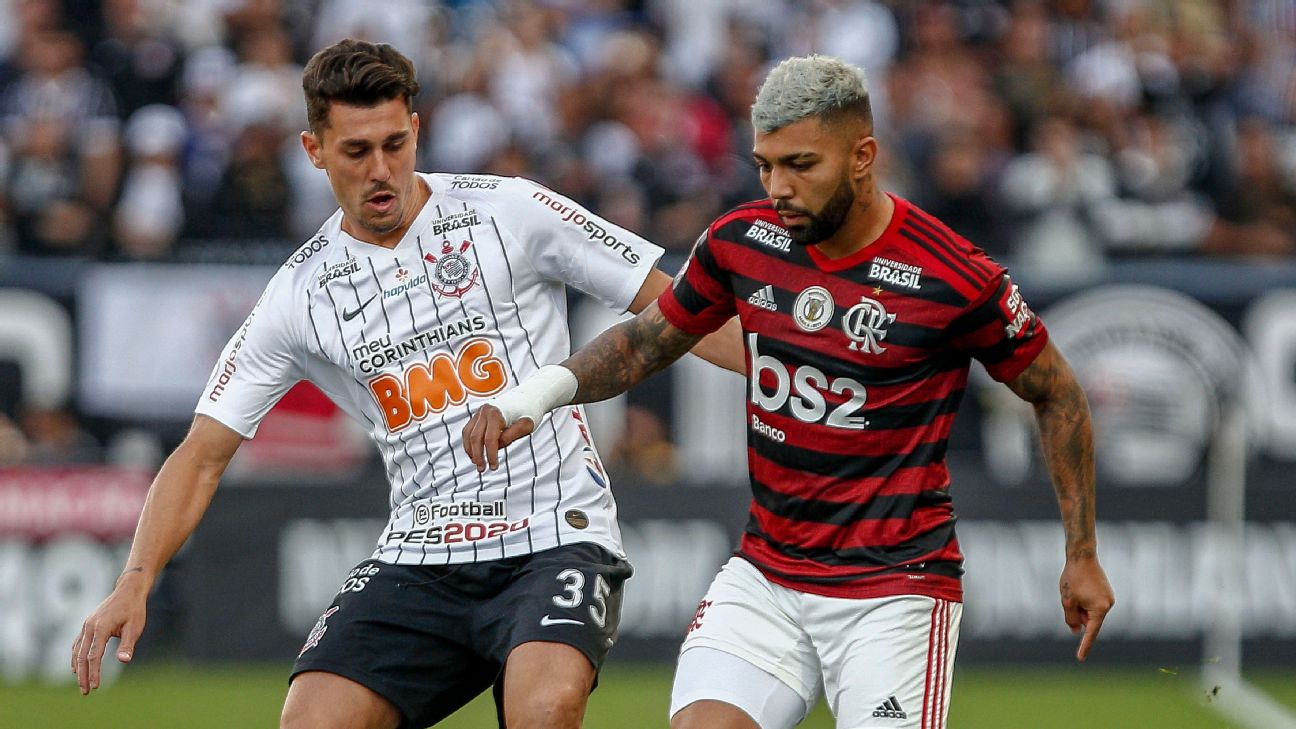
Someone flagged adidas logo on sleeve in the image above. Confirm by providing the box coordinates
[872,696,908,720]
[746,285,777,311]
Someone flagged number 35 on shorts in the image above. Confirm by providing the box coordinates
[551,568,611,628]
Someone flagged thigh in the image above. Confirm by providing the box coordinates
[291,559,500,729]
[282,670,401,729]
[671,647,809,729]
[808,596,962,729]
[500,641,597,729]
[674,557,821,706]
[480,542,634,672]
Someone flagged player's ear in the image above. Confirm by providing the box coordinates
[301,130,325,170]
[853,135,877,182]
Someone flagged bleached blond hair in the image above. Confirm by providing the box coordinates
[751,55,872,134]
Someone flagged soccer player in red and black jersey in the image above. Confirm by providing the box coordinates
[465,55,1114,729]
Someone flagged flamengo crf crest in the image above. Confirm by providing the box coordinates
[842,296,896,354]
[424,240,480,298]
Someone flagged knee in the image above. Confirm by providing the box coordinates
[671,700,760,729]
[507,680,589,729]
[279,704,318,729]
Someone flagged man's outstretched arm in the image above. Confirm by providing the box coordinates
[462,301,703,471]
[1005,340,1115,661]
[72,415,243,693]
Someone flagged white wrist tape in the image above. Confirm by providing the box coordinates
[491,365,578,427]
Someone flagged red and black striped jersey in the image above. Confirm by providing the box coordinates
[658,193,1048,602]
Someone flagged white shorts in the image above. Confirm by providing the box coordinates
[669,557,962,729]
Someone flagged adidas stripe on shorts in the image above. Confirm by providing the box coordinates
[670,557,962,729]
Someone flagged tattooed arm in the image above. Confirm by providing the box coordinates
[462,301,703,470]
[566,301,703,403]
[1006,340,1114,661]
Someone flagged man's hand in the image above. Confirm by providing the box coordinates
[463,404,536,472]
[72,571,149,695]
[1059,554,1115,662]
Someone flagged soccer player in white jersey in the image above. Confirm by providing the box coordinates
[71,39,741,729]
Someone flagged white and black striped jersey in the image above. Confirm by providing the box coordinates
[195,172,664,564]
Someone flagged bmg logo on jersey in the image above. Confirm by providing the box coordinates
[747,333,869,430]
[367,337,507,431]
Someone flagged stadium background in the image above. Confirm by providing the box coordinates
[1,0,1295,727]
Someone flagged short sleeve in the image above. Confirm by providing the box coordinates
[656,229,736,336]
[194,276,305,437]
[502,178,664,312]
[949,271,1048,382]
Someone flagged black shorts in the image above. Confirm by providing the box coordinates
[290,542,633,729]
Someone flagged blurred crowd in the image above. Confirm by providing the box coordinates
[2,0,1296,471]
[0,0,1293,271]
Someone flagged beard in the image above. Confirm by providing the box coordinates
[777,176,856,246]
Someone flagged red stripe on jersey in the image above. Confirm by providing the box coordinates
[741,537,964,601]
[750,500,953,551]
[906,206,997,280]
[681,249,730,304]
[658,287,721,335]
[753,407,958,460]
[710,201,779,234]
[750,452,949,501]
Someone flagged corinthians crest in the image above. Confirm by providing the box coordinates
[423,240,480,298]
[842,296,896,354]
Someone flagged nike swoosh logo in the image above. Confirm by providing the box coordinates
[540,615,584,627]
[342,295,377,322]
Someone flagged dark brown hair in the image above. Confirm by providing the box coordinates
[302,39,419,134]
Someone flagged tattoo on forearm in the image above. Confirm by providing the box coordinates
[1011,349,1096,555]
[564,304,702,404]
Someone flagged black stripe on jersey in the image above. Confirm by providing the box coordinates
[751,438,947,481]
[859,390,965,432]
[411,235,489,563]
[898,226,986,293]
[751,478,952,526]
[974,332,1038,372]
[944,294,1002,340]
[367,258,422,505]
[326,279,407,514]
[746,519,958,568]
[713,217,761,250]
[487,215,562,551]
[394,255,448,507]
[673,273,724,316]
[689,235,731,294]
[452,216,528,559]
[363,257,421,563]
[747,553,965,583]
[305,293,389,466]
[904,208,996,281]
[711,202,772,232]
